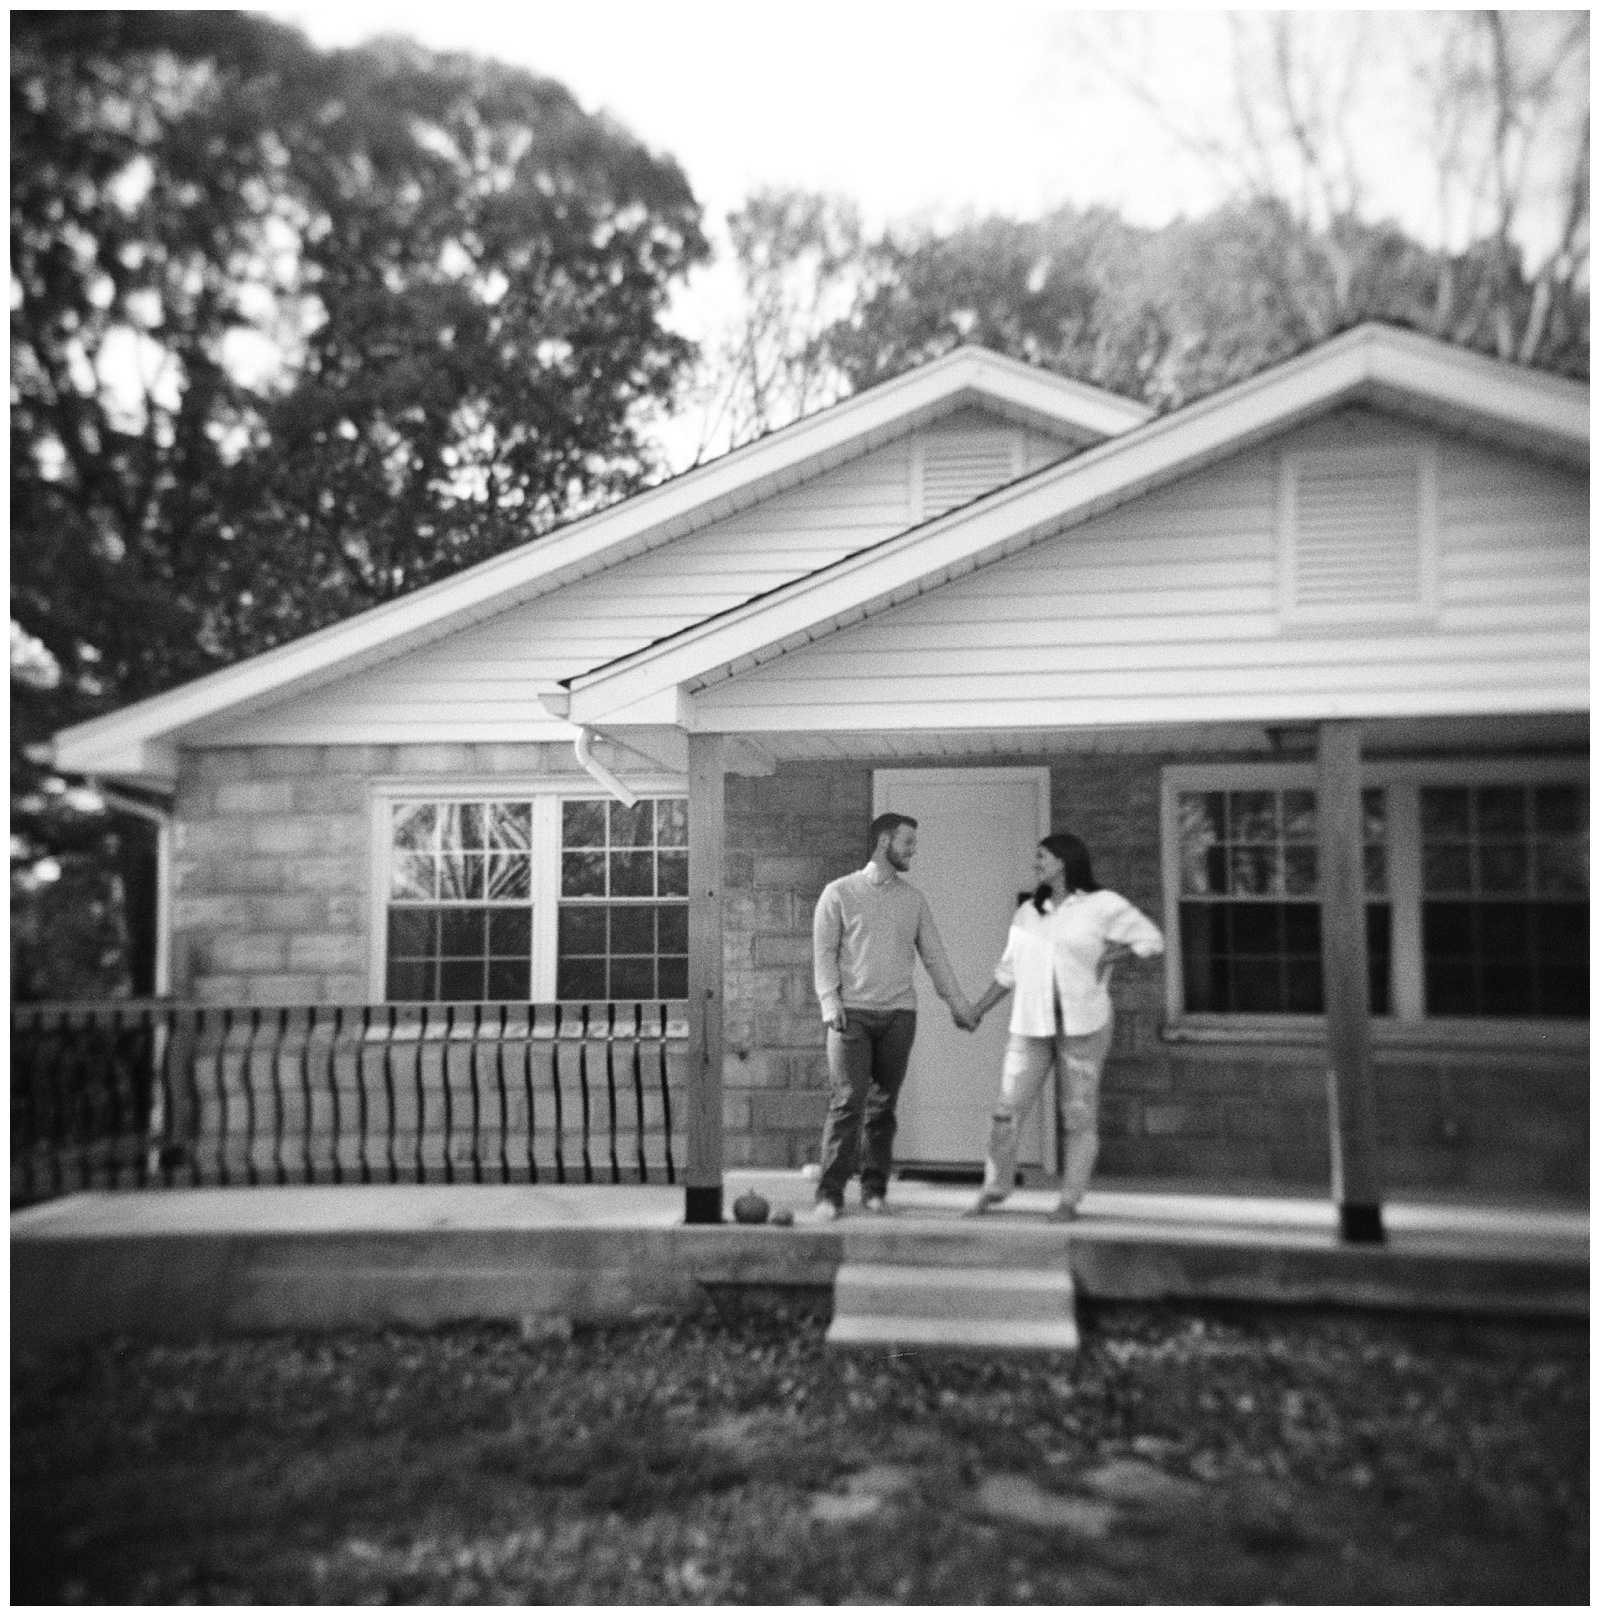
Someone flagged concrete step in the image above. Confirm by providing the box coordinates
[835,1223,1076,1269]
[827,1260,1079,1351]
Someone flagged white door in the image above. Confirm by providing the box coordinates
[874,767,1051,1169]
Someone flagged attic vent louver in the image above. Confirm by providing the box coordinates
[916,428,1021,521]
[1279,444,1438,624]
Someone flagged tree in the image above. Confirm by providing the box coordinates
[820,206,1176,404]
[1063,10,1588,375]
[11,13,709,996]
[682,188,863,462]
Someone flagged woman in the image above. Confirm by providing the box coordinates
[965,832,1163,1219]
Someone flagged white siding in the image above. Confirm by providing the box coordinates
[208,410,1073,744]
[695,409,1588,732]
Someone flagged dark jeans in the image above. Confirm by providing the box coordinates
[817,1008,917,1205]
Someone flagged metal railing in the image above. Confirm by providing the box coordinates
[11,1000,687,1207]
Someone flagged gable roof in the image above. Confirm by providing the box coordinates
[554,323,1588,726]
[53,346,1151,782]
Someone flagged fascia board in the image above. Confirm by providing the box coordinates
[566,327,1589,725]
[52,733,180,784]
[50,348,1145,763]
[1365,331,1588,455]
[954,348,1153,433]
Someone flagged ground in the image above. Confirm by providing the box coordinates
[11,1295,1587,1604]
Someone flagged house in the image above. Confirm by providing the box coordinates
[53,326,1589,1221]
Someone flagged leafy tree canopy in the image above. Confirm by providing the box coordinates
[12,12,708,716]
[11,11,708,995]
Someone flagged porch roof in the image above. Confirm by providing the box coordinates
[555,326,1589,730]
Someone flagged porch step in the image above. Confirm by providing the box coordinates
[826,1261,1079,1351]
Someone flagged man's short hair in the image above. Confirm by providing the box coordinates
[871,811,917,846]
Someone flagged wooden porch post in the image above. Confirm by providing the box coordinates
[1317,720,1385,1243]
[684,733,726,1223]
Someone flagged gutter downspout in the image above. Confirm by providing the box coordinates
[573,727,638,807]
[90,778,174,998]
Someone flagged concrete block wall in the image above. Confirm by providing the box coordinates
[170,741,689,1182]
[716,751,1587,1199]
[722,763,873,1168]
[173,742,623,1005]
[170,743,1587,1199]
[1050,752,1587,1198]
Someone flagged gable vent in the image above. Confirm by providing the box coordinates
[917,430,1020,521]
[1280,445,1437,623]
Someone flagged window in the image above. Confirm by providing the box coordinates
[1419,783,1587,1018]
[1177,786,1389,1014]
[556,797,689,1001]
[378,788,688,1004]
[1162,762,1587,1027]
[386,802,533,1002]
[1278,443,1437,625]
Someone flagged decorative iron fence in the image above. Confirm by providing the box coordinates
[11,1000,688,1207]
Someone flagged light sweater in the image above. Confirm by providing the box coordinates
[993,888,1164,1036]
[812,863,962,1019]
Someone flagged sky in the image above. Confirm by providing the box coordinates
[270,5,1313,359]
[277,6,1242,243]
[273,7,1586,336]
[260,6,1583,469]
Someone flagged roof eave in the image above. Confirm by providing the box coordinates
[562,326,1589,721]
[51,346,1147,765]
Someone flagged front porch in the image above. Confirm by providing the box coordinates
[12,1172,1587,1353]
[664,713,1590,1229]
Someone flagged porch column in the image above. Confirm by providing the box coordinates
[1317,720,1385,1243]
[684,733,726,1223]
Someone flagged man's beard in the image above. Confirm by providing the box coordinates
[886,847,911,872]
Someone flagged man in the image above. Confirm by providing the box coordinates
[809,812,976,1220]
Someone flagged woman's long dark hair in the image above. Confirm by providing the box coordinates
[1031,831,1099,913]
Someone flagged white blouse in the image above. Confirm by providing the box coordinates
[992,889,1165,1037]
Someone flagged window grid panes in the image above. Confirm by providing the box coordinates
[1177,787,1389,1014]
[1419,784,1588,1018]
[387,801,534,1002]
[384,796,690,1004]
[557,797,689,1001]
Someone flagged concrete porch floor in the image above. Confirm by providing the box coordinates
[12,1173,1588,1351]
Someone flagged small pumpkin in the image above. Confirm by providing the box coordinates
[770,1207,794,1227]
[732,1191,771,1224]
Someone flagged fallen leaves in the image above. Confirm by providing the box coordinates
[9,1299,1588,1605]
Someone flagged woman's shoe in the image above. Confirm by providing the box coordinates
[963,1188,1008,1217]
[1047,1200,1080,1222]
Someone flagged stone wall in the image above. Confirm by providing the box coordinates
[717,752,1588,1198]
[170,743,1588,1199]
[1050,751,1588,1199]
[722,763,873,1167]
[172,742,610,1005]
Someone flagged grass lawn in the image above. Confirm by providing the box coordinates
[11,1294,1587,1604]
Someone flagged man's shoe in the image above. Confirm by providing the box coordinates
[862,1193,888,1215]
[806,1199,841,1223]
[1047,1200,1080,1223]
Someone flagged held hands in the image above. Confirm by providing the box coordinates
[951,998,982,1032]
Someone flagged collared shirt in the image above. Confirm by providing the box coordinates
[993,889,1164,1036]
[812,862,962,1018]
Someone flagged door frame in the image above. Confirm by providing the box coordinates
[872,764,1053,1171]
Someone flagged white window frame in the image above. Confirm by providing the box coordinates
[367,775,687,1003]
[1276,440,1440,629]
[1159,755,1588,1049]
